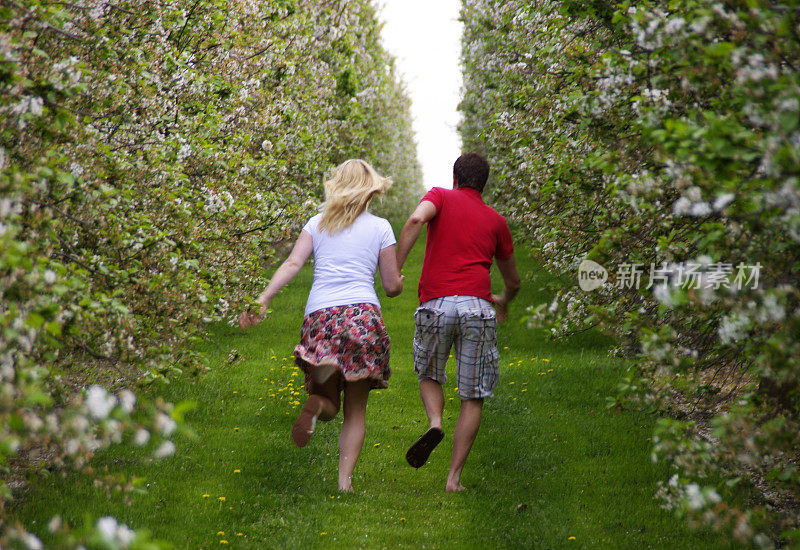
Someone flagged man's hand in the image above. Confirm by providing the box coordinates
[491,293,509,323]
[492,254,521,323]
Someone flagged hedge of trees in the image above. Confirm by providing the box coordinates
[1,0,421,545]
[460,0,798,546]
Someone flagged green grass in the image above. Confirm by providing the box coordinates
[15,239,731,548]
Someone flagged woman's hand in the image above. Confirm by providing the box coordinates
[239,302,269,330]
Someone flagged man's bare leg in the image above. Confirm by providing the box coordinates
[420,378,444,429]
[446,398,483,492]
[406,379,446,468]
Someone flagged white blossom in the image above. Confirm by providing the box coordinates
[672,197,691,215]
[85,385,117,420]
[97,517,118,542]
[153,440,176,458]
[689,201,711,217]
[713,193,734,210]
[685,483,704,510]
[156,412,177,436]
[134,428,150,446]
[664,17,685,34]
[718,313,750,344]
[118,389,136,413]
[96,516,135,548]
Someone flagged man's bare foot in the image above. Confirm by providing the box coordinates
[445,481,466,492]
[338,484,354,492]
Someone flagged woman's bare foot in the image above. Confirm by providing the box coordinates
[338,484,354,492]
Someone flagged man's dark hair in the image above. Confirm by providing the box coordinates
[453,153,489,193]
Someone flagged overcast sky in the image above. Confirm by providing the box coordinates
[377,0,463,190]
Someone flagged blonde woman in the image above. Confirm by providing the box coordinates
[240,159,403,492]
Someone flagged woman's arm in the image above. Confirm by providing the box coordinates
[378,244,404,298]
[239,230,314,329]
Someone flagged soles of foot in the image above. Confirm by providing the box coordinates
[406,427,444,468]
[291,396,321,447]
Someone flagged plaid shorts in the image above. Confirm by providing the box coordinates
[413,295,499,399]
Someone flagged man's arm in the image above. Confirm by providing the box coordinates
[491,253,521,322]
[396,200,437,270]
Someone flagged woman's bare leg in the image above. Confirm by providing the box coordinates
[310,371,341,421]
[338,379,371,491]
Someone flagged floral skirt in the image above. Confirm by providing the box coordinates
[294,303,391,393]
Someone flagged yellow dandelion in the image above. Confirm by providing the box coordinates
[448,354,453,358]
[259,397,263,400]
[220,541,228,545]
[522,389,528,392]
[449,397,454,401]
[218,496,226,502]
[330,495,335,499]
[234,469,241,474]
[320,532,327,536]
[503,346,509,350]
[271,355,276,359]
[400,518,406,522]
[547,369,553,372]
[509,381,515,385]
[229,506,233,510]
[542,358,550,362]
[568,536,576,540]
[263,378,269,381]
[374,443,381,447]
[234,427,240,431]
[217,531,225,536]
[237,533,243,537]
[233,391,237,394]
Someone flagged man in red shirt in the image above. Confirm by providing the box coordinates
[397,152,521,491]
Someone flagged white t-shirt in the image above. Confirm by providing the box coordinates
[302,211,396,315]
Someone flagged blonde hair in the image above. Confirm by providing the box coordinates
[318,159,392,234]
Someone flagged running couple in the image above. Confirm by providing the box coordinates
[240,153,520,492]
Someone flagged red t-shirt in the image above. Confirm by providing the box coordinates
[418,186,514,304]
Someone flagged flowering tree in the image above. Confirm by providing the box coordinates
[1,0,420,545]
[460,0,799,546]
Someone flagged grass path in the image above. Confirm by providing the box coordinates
[18,238,728,548]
